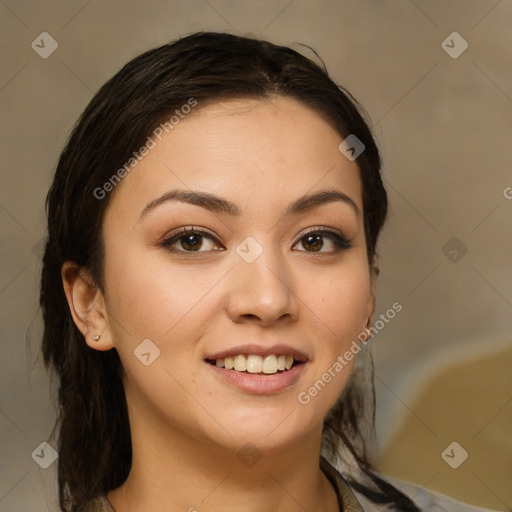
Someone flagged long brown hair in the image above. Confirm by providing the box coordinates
[40,31,419,511]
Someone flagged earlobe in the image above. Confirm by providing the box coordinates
[362,290,376,342]
[61,261,114,351]
[366,297,376,329]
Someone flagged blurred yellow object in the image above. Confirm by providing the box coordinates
[377,346,511,511]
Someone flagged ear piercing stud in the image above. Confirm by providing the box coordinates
[93,334,101,341]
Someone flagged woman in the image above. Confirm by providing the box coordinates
[40,32,496,512]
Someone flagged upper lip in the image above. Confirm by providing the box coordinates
[205,343,310,362]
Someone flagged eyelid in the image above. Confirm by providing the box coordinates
[296,225,347,241]
[162,225,215,241]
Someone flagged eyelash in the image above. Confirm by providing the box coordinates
[157,225,352,255]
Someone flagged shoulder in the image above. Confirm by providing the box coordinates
[351,473,500,512]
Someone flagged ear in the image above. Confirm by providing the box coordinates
[61,261,114,351]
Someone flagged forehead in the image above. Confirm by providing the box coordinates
[105,96,363,220]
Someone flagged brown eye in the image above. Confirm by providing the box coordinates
[177,233,204,251]
[302,234,324,252]
[159,227,222,253]
[294,229,352,253]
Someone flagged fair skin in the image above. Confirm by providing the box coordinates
[62,96,375,512]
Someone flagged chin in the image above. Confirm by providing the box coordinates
[211,408,318,448]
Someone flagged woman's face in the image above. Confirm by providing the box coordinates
[99,96,374,454]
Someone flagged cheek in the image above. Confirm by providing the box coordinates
[304,260,371,340]
[102,249,205,411]
[103,243,215,340]
[296,263,370,411]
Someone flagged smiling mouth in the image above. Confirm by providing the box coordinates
[205,354,303,375]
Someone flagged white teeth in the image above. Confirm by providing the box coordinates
[233,354,247,372]
[262,355,278,374]
[212,354,298,374]
[247,355,262,373]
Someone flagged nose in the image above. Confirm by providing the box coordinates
[225,240,299,326]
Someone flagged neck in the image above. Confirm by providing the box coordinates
[107,408,339,512]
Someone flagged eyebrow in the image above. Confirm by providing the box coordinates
[139,188,360,220]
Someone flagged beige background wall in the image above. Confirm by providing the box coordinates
[0,1,510,511]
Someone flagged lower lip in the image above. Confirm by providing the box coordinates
[205,361,307,395]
